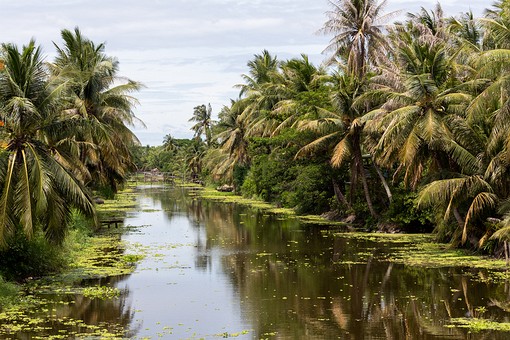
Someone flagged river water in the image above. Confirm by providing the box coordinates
[6,185,510,339]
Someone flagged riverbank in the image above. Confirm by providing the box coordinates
[191,185,350,227]
[0,187,143,338]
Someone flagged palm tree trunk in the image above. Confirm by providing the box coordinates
[359,161,378,218]
[332,178,352,210]
[349,160,357,205]
[453,207,464,228]
[352,130,377,218]
[372,158,392,203]
[505,241,509,266]
[453,207,467,245]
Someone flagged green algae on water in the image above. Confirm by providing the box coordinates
[448,318,510,332]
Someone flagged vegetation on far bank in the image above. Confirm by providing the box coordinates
[136,0,510,257]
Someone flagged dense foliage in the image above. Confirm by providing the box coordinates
[0,28,141,279]
[156,1,510,254]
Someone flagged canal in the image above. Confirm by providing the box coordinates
[3,185,510,339]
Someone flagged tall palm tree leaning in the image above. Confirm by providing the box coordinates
[0,41,96,247]
[49,28,143,194]
[312,0,395,218]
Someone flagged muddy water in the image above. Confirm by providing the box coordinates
[8,185,510,339]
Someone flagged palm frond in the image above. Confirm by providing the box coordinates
[462,192,498,244]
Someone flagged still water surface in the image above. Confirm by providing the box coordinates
[15,186,510,339]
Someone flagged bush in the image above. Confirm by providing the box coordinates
[241,170,258,199]
[0,230,68,281]
[384,188,434,232]
[233,164,249,193]
[0,212,95,281]
[282,164,333,215]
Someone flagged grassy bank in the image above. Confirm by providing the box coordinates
[192,186,349,227]
[0,186,143,338]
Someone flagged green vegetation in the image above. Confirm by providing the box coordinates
[0,188,143,338]
[82,286,120,300]
[0,27,141,281]
[448,318,510,332]
[131,0,510,256]
[0,276,18,309]
[4,5,510,335]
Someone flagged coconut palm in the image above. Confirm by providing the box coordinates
[50,27,143,193]
[269,55,329,135]
[417,174,498,246]
[406,4,447,38]
[483,0,510,50]
[454,11,510,245]
[393,6,510,247]
[296,72,379,215]
[296,0,395,218]
[0,40,96,247]
[367,16,481,189]
[163,133,178,152]
[186,138,207,181]
[205,99,250,181]
[319,0,395,77]
[449,11,483,50]
[236,50,281,137]
[237,49,279,96]
[189,103,213,146]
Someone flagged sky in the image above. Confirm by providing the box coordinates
[0,0,489,146]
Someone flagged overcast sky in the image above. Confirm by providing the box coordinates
[1,0,489,145]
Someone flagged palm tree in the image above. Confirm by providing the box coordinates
[319,0,395,78]
[406,4,446,38]
[367,13,481,188]
[387,7,508,247]
[449,11,483,51]
[300,0,395,218]
[483,0,510,50]
[163,133,178,152]
[269,55,329,135]
[186,138,207,181]
[189,103,213,146]
[205,99,250,182]
[452,8,510,246]
[236,50,281,137]
[237,50,279,96]
[296,72,380,216]
[0,40,96,247]
[50,27,143,194]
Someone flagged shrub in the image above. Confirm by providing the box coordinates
[283,164,333,215]
[0,230,68,281]
[0,212,95,281]
[384,188,434,233]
